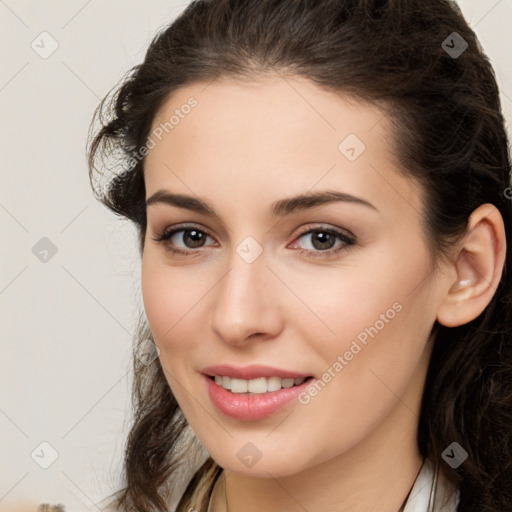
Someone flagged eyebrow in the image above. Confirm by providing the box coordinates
[145,189,378,217]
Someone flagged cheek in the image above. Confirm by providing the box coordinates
[141,258,171,340]
[279,251,424,351]
[140,252,221,367]
[141,254,196,349]
[295,248,435,413]
[140,255,206,404]
[285,285,434,468]
[292,241,436,385]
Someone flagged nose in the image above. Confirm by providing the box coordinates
[210,246,284,346]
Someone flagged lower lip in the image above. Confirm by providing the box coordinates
[203,375,314,421]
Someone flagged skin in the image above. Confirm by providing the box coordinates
[140,73,506,512]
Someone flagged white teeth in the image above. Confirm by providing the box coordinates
[248,377,267,393]
[267,376,282,392]
[282,378,295,388]
[212,375,307,394]
[222,375,231,390]
[230,378,248,393]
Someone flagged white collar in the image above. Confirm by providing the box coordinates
[403,458,460,512]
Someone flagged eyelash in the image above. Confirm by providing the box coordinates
[151,223,356,259]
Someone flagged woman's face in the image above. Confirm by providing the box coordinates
[141,74,448,477]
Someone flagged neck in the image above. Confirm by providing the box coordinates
[210,400,424,512]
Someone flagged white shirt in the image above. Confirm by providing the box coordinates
[403,458,460,511]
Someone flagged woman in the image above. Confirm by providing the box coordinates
[87,0,512,511]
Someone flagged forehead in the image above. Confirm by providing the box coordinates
[149,73,387,155]
[144,74,423,222]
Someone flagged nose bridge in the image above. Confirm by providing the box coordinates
[210,239,282,344]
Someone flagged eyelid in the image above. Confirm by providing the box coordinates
[291,223,355,241]
[152,222,354,241]
[151,222,217,245]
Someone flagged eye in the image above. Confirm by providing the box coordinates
[152,223,356,259]
[151,224,216,256]
[290,225,356,259]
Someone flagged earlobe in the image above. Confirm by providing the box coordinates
[436,204,507,328]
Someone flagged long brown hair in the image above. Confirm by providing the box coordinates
[87,1,512,510]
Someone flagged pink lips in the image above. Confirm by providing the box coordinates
[201,364,315,421]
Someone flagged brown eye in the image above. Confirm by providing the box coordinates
[151,224,217,256]
[178,229,208,248]
[291,226,356,259]
[308,231,338,250]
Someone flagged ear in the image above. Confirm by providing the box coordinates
[436,203,507,328]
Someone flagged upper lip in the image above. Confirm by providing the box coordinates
[201,364,313,380]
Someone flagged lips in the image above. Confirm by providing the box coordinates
[201,363,313,380]
[203,374,315,420]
